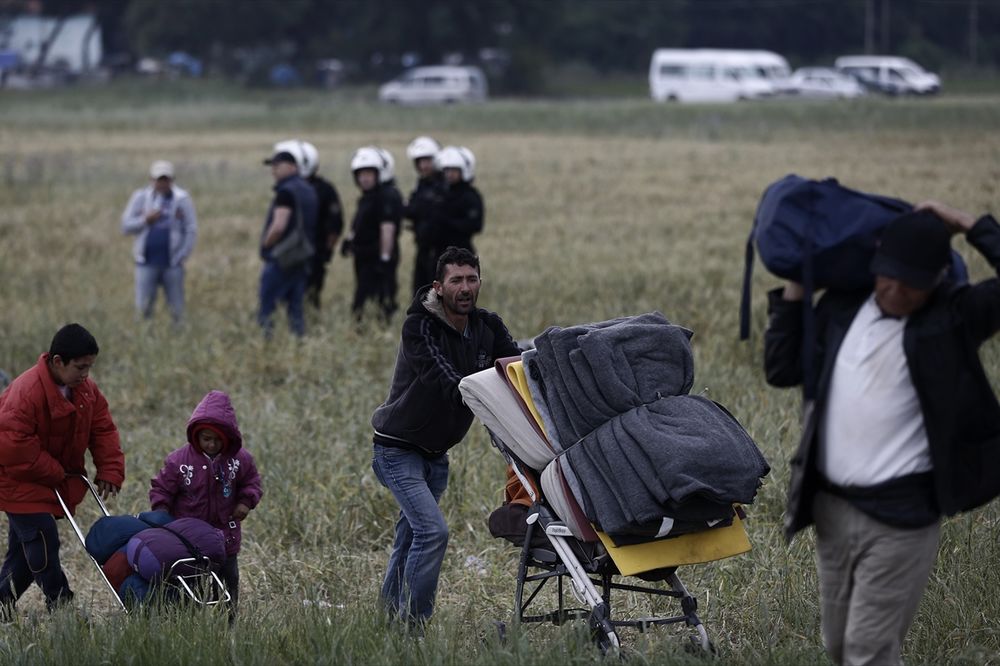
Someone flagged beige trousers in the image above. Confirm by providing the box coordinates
[813,490,941,666]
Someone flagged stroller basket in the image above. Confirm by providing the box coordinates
[55,474,230,613]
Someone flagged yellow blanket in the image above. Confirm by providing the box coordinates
[505,360,549,439]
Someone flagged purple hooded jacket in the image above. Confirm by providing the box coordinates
[149,391,262,557]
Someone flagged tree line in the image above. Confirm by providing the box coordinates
[10,0,1000,91]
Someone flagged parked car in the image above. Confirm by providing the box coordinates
[784,67,865,99]
[648,49,782,103]
[378,65,488,105]
[834,55,940,95]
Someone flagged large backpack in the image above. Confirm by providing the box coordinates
[740,174,967,397]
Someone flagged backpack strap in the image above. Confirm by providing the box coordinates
[739,212,758,341]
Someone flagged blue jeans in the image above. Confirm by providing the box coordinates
[0,513,73,611]
[135,264,185,323]
[258,261,308,337]
[372,444,449,623]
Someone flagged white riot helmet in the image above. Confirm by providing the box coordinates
[271,139,308,173]
[406,136,440,162]
[300,141,319,177]
[351,146,393,183]
[375,147,396,183]
[436,145,476,182]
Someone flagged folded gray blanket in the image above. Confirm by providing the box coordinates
[531,313,694,447]
[563,395,769,536]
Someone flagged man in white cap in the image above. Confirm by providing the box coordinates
[120,160,198,324]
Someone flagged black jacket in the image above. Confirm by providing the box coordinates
[371,286,520,455]
[435,181,483,252]
[308,174,344,262]
[764,215,1000,541]
[351,183,403,261]
[404,173,445,248]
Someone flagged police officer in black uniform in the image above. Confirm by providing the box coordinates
[434,145,483,254]
[300,141,344,309]
[403,136,445,295]
[342,146,403,323]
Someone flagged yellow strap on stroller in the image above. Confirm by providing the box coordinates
[595,514,752,576]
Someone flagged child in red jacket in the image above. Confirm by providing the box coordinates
[149,390,262,614]
[0,324,125,620]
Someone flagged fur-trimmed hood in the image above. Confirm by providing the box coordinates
[410,285,461,332]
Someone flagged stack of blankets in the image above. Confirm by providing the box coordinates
[459,312,770,545]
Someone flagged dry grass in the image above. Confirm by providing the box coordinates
[0,86,999,664]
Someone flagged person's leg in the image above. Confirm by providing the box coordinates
[6,513,72,610]
[258,262,282,337]
[353,258,378,321]
[0,517,34,617]
[841,515,941,666]
[814,491,856,665]
[372,445,413,616]
[162,265,186,324]
[134,264,159,319]
[306,259,326,309]
[372,445,449,624]
[381,511,413,616]
[220,555,240,621]
[380,261,400,322]
[285,270,308,337]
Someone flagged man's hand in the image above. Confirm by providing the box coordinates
[95,479,120,500]
[917,200,977,235]
[145,209,162,225]
[783,281,805,302]
[232,503,251,521]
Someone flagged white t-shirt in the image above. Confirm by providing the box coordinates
[818,294,932,486]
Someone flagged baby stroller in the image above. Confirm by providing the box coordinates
[460,326,766,654]
[55,474,230,613]
[490,436,751,653]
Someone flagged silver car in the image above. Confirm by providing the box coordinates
[378,66,488,105]
[785,67,866,99]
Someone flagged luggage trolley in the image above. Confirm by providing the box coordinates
[55,474,230,612]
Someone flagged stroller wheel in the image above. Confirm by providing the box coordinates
[686,623,716,656]
[589,606,620,655]
[593,624,620,655]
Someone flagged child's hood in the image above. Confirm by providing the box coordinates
[186,390,244,455]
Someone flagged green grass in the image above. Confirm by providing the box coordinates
[0,83,999,664]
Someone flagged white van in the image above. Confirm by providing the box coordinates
[834,56,940,95]
[648,49,784,103]
[378,65,488,105]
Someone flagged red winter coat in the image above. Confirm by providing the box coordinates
[0,354,125,516]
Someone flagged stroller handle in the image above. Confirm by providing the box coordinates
[54,473,127,612]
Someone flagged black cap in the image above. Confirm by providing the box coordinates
[871,210,951,290]
[263,151,297,166]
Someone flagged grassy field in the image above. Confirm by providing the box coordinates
[1,82,999,664]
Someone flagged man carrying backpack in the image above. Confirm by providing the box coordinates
[764,201,1000,666]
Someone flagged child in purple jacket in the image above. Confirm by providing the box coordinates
[149,390,262,613]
